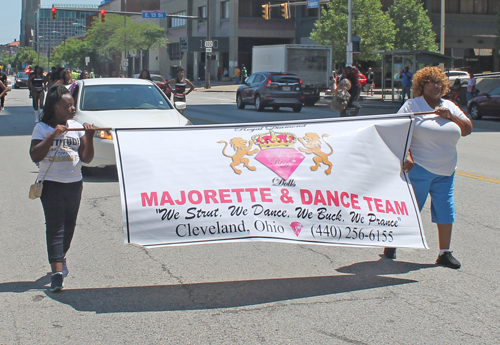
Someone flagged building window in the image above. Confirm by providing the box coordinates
[221,1,229,19]
[432,0,496,14]
[168,43,182,60]
[169,11,186,28]
[198,6,207,18]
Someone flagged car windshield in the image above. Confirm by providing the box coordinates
[17,72,27,78]
[80,84,173,111]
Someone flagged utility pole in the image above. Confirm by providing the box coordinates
[205,0,211,89]
[346,0,353,67]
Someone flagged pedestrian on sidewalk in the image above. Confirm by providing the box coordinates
[242,65,248,81]
[234,66,241,84]
[399,66,413,103]
[383,66,473,269]
[365,68,374,96]
[466,74,476,103]
[217,66,222,81]
[0,66,8,111]
[29,85,96,292]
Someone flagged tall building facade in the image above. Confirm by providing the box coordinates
[34,4,99,60]
[159,0,499,80]
[380,0,499,73]
[160,0,296,80]
[20,0,41,47]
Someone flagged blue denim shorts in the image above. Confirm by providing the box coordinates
[409,163,455,224]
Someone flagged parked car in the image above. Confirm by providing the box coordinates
[14,72,29,88]
[445,70,470,86]
[358,73,367,88]
[467,83,500,120]
[133,73,171,98]
[236,72,304,112]
[70,78,191,167]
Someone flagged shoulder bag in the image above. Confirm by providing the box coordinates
[29,139,63,199]
[331,89,351,112]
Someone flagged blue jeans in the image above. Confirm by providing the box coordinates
[401,85,411,101]
[40,180,83,263]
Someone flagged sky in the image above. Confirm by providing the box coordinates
[1,0,103,45]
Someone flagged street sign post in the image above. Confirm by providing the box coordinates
[142,11,167,18]
[307,0,320,8]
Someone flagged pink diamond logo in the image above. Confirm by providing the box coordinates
[255,148,305,180]
[290,222,303,237]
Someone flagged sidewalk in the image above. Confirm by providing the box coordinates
[195,83,469,114]
[193,79,240,92]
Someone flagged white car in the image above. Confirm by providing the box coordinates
[445,70,470,86]
[70,78,191,168]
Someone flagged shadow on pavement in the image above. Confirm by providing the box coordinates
[0,259,435,313]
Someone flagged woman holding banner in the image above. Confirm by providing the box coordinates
[383,66,472,269]
[30,85,96,292]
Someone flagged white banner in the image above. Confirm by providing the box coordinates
[113,115,427,249]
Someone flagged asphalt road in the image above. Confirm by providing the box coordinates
[1,87,499,344]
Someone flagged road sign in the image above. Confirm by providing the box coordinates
[122,60,129,67]
[205,48,212,53]
[142,11,167,19]
[204,40,213,48]
[307,0,320,9]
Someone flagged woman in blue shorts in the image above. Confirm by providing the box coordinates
[383,67,473,269]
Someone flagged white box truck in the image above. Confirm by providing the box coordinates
[251,44,332,106]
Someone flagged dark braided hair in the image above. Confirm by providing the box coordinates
[40,85,69,125]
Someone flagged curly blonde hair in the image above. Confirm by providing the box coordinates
[411,66,449,98]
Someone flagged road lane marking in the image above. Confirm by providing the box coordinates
[456,171,500,184]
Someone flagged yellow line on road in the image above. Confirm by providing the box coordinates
[456,171,500,184]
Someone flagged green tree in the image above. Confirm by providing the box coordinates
[311,0,395,63]
[11,48,35,70]
[51,38,88,68]
[83,14,167,70]
[388,0,439,51]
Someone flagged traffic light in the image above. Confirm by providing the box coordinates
[281,2,290,19]
[262,4,270,20]
[51,7,57,21]
[100,10,106,23]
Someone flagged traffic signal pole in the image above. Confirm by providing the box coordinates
[205,0,211,89]
[347,0,353,66]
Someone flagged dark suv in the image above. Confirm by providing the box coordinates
[236,72,304,112]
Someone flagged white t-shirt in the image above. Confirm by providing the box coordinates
[398,96,469,176]
[32,120,85,183]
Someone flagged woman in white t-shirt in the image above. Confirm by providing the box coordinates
[30,85,96,292]
[383,67,472,269]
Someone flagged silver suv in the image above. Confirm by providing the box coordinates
[236,72,304,112]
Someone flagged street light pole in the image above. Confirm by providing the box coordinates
[205,0,211,89]
[346,0,353,67]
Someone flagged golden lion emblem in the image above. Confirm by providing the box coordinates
[298,133,333,175]
[218,138,259,174]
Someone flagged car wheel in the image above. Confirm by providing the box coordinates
[292,105,302,113]
[236,93,245,109]
[272,106,280,111]
[255,95,264,112]
[469,103,482,120]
